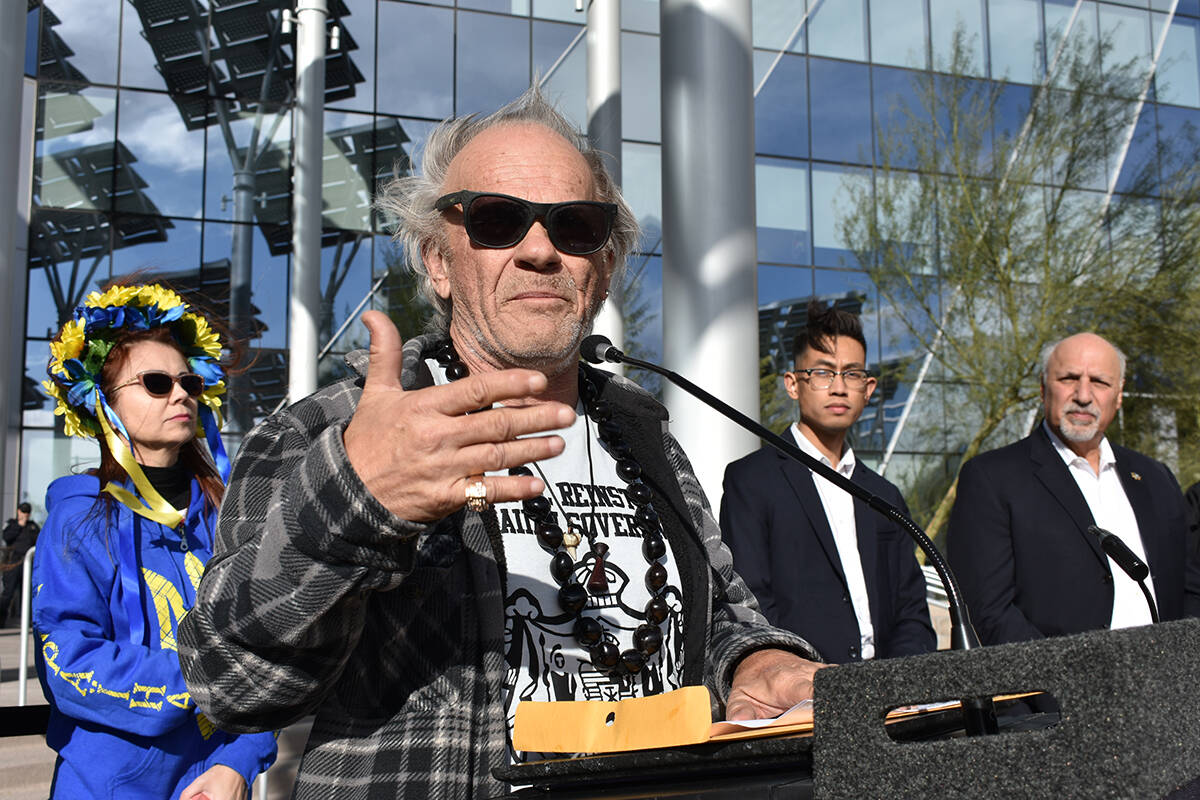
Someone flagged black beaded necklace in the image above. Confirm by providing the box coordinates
[433,340,678,678]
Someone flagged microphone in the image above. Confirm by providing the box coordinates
[1087,525,1158,623]
[581,334,621,366]
[580,337,998,735]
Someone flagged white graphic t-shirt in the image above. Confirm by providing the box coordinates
[426,358,686,763]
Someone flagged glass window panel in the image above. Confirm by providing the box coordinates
[118,1,173,92]
[38,0,119,86]
[756,158,811,265]
[809,0,867,61]
[461,0,529,13]
[753,0,806,52]
[323,110,380,233]
[533,0,585,22]
[622,0,661,33]
[20,429,100,518]
[457,11,529,114]
[318,230,374,365]
[534,21,587,130]
[201,221,290,352]
[330,0,377,113]
[373,233,435,342]
[204,104,292,224]
[812,165,871,268]
[1045,0,1098,86]
[1100,4,1152,78]
[115,90,205,219]
[1155,14,1200,107]
[621,142,663,254]
[1114,103,1160,195]
[808,58,872,164]
[36,86,118,213]
[758,264,814,307]
[23,338,57,430]
[1176,0,1200,17]
[375,2,453,119]
[872,65,930,170]
[754,53,808,158]
[988,0,1042,83]
[26,6,39,77]
[622,33,661,142]
[110,217,202,277]
[930,0,985,75]
[621,253,663,398]
[26,208,113,332]
[870,0,928,68]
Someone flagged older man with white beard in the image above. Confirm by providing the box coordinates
[947,332,1200,645]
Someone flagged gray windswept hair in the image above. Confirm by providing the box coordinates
[374,85,640,333]
[1039,333,1127,384]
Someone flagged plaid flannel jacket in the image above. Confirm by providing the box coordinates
[178,334,819,799]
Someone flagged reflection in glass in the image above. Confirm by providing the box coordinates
[870,0,928,69]
[809,0,867,62]
[756,159,811,265]
[1099,4,1151,80]
[755,53,808,159]
[376,2,454,119]
[1155,14,1200,107]
[622,142,663,255]
[457,12,530,114]
[535,20,587,130]
[988,0,1041,84]
[116,90,205,219]
[622,33,661,142]
[622,0,660,34]
[812,165,870,268]
[27,208,119,329]
[930,0,985,75]
[331,0,378,113]
[36,86,117,213]
[753,0,805,52]
[808,58,872,164]
[110,218,202,277]
[20,429,100,520]
[37,0,119,87]
[620,254,663,399]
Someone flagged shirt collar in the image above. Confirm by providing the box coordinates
[792,423,856,475]
[1043,420,1116,472]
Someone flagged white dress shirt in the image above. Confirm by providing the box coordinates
[1044,423,1156,629]
[792,424,876,659]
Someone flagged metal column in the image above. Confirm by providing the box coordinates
[0,3,29,512]
[660,0,759,501]
[289,2,328,404]
[587,0,624,362]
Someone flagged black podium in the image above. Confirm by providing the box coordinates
[497,618,1200,799]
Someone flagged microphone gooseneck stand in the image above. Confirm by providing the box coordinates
[581,335,999,736]
[1087,525,1160,623]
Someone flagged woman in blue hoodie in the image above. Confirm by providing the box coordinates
[34,284,276,799]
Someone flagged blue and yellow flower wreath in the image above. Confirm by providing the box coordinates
[44,284,231,529]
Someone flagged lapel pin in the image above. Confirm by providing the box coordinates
[1130,471,1142,481]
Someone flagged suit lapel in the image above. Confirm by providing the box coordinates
[777,428,848,588]
[849,464,881,616]
[1030,427,1105,566]
[1114,448,1165,573]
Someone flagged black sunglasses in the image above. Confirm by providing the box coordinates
[434,190,617,256]
[113,371,205,398]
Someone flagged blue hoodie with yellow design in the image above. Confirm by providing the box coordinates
[32,473,276,799]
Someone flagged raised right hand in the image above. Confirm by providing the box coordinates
[342,311,574,522]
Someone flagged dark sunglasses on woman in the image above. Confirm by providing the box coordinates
[113,371,206,398]
[435,190,617,256]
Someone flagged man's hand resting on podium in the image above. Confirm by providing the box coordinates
[725,649,829,721]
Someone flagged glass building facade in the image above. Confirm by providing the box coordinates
[13,0,1200,515]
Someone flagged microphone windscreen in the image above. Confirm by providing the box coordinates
[580,334,615,364]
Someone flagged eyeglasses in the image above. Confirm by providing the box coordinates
[793,368,872,390]
[112,371,205,398]
[434,190,617,256]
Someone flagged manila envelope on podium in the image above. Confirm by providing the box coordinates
[513,685,815,755]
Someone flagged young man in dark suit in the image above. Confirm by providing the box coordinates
[720,302,935,662]
[947,332,1200,645]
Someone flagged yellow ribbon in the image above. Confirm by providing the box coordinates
[96,398,186,529]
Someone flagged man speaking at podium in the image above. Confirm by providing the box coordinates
[178,88,823,799]
[948,333,1200,645]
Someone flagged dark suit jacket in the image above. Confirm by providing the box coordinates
[719,429,935,662]
[947,426,1200,646]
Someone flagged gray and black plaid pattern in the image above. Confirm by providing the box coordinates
[178,335,819,799]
